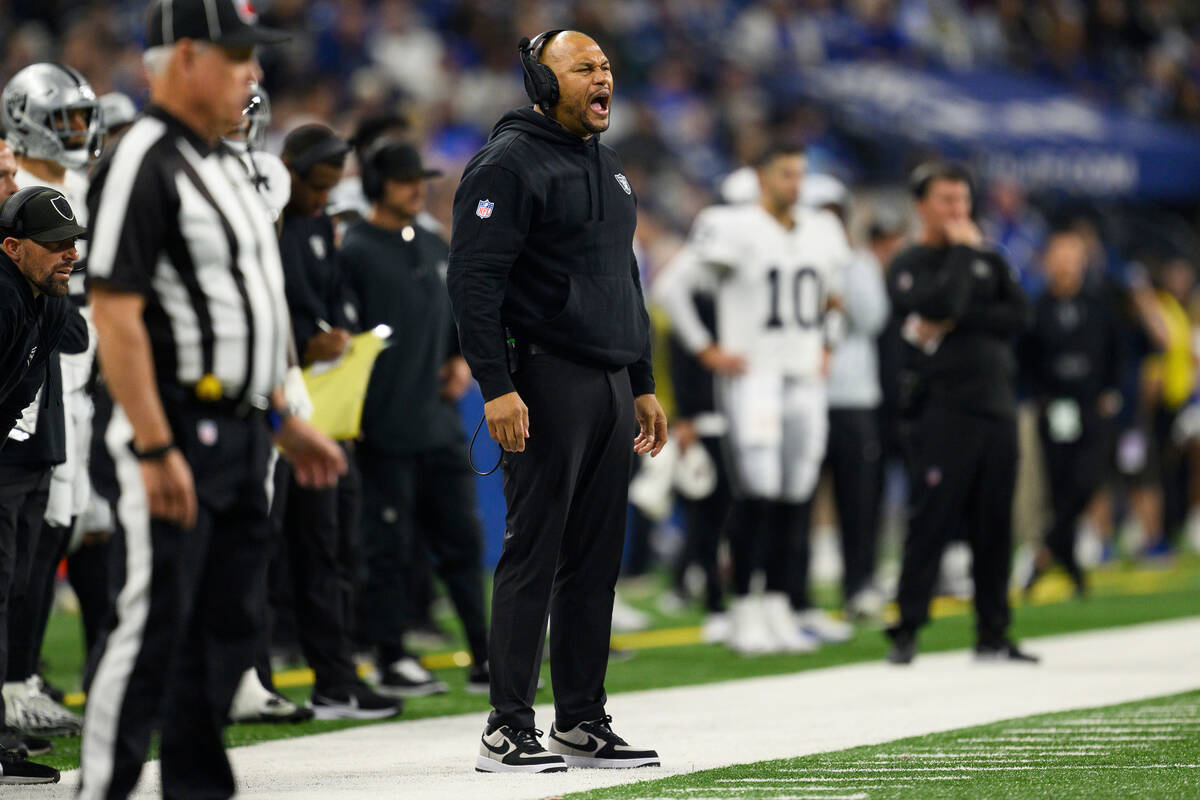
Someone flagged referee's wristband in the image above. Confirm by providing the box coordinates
[130,441,176,461]
[267,406,294,434]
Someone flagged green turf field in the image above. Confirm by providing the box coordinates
[30,555,1200,772]
[565,690,1200,800]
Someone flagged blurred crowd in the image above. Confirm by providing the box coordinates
[0,0,1198,777]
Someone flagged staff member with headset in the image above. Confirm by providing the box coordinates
[79,2,345,798]
[884,162,1035,666]
[269,124,400,720]
[448,29,666,773]
[0,187,88,785]
[340,138,489,698]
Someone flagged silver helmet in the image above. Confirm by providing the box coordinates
[242,82,271,152]
[2,62,100,170]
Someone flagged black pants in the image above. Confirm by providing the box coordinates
[359,443,487,667]
[1039,413,1112,587]
[0,463,51,726]
[68,536,114,669]
[826,407,884,602]
[488,353,634,732]
[672,435,730,612]
[896,406,1017,642]
[79,406,274,800]
[271,446,362,692]
[10,521,71,681]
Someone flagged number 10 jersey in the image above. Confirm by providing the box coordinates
[689,203,850,379]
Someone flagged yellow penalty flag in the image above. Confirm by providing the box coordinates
[303,325,392,440]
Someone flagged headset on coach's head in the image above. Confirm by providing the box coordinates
[518,29,567,111]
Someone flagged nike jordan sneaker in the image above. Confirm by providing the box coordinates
[547,715,660,769]
[475,725,567,773]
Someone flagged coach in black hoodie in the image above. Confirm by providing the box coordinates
[448,30,665,772]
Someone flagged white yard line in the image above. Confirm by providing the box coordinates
[35,616,1200,800]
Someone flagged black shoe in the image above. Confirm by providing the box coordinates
[975,639,1040,664]
[475,725,567,773]
[377,658,449,698]
[548,715,660,769]
[311,683,403,720]
[465,662,489,695]
[0,751,59,784]
[885,626,916,665]
[0,728,27,759]
[20,735,51,757]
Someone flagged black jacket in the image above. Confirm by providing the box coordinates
[279,210,359,362]
[1020,283,1125,418]
[340,221,462,456]
[888,243,1030,419]
[446,107,653,402]
[0,250,87,441]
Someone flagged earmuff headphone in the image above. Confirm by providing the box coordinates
[361,137,397,202]
[518,29,566,111]
[288,137,350,181]
[0,186,51,239]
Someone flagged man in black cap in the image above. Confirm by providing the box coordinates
[0,186,88,785]
[79,3,345,798]
[260,123,399,720]
[339,140,491,698]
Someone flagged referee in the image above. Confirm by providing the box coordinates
[449,29,665,773]
[79,2,345,798]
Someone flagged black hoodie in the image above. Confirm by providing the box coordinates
[447,107,653,402]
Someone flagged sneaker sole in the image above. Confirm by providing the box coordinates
[310,704,401,721]
[15,726,80,738]
[463,684,490,696]
[558,754,661,769]
[376,683,449,699]
[474,755,567,773]
[0,776,60,785]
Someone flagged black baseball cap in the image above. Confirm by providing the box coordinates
[372,141,443,182]
[145,0,289,48]
[0,189,88,243]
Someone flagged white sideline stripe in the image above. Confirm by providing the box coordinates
[957,735,1184,742]
[781,765,1200,773]
[77,406,155,800]
[52,616,1200,799]
[1003,726,1185,734]
[675,786,914,791]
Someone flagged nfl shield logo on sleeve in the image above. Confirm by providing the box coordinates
[476,199,494,219]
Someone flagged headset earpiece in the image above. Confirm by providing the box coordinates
[519,29,566,111]
[0,186,47,238]
[361,137,400,202]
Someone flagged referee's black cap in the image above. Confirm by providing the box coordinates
[145,0,289,49]
[0,189,88,243]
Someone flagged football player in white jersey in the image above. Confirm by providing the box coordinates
[658,143,851,655]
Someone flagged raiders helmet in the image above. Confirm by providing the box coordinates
[2,62,101,170]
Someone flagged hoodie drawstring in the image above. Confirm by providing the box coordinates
[592,141,605,221]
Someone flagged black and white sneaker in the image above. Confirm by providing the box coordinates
[975,639,1040,664]
[475,725,567,773]
[547,716,660,769]
[311,683,403,720]
[378,658,449,698]
[0,751,59,784]
[20,735,51,758]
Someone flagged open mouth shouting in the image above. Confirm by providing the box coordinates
[588,89,611,118]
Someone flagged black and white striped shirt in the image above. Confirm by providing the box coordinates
[86,105,288,408]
